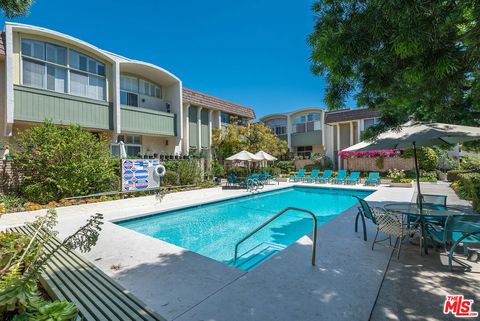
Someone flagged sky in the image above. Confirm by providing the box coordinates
[0,0,355,118]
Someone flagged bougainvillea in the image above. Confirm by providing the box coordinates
[338,149,404,159]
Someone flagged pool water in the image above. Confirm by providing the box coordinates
[117,186,372,271]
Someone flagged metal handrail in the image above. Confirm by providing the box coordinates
[233,207,318,266]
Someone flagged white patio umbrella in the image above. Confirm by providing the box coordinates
[226,150,262,162]
[344,120,480,253]
[119,141,127,159]
[254,151,278,161]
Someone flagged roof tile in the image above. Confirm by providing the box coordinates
[324,108,380,123]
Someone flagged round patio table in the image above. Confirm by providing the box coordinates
[383,203,466,255]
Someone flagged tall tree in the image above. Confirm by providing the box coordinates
[0,0,34,18]
[309,0,480,135]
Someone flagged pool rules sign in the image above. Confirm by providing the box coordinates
[122,159,161,192]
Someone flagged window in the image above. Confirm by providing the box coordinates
[363,118,380,130]
[120,75,162,107]
[293,113,321,133]
[112,135,143,157]
[221,112,231,124]
[21,39,106,100]
[296,146,313,158]
[265,118,287,136]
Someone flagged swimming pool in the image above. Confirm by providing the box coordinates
[117,186,372,271]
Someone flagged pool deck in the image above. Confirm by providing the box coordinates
[1,182,477,320]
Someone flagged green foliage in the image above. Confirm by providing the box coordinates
[211,160,225,178]
[226,167,249,177]
[309,0,480,129]
[387,169,406,183]
[0,194,24,212]
[447,169,469,182]
[163,161,179,172]
[434,147,459,171]
[419,171,438,182]
[460,155,480,172]
[272,161,295,174]
[212,120,288,161]
[13,122,118,204]
[375,157,384,169]
[304,163,323,172]
[176,160,202,185]
[161,171,179,186]
[404,147,438,171]
[454,173,480,212]
[0,0,34,18]
[0,209,103,320]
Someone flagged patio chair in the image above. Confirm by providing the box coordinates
[365,172,381,186]
[416,193,448,226]
[264,171,278,185]
[344,172,361,185]
[227,174,245,188]
[290,169,306,182]
[428,214,480,271]
[303,169,320,183]
[332,170,347,184]
[315,170,333,183]
[353,195,386,241]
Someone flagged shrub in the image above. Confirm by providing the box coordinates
[162,171,180,186]
[0,194,24,212]
[454,173,480,212]
[273,161,295,174]
[387,169,406,183]
[226,167,249,177]
[403,147,438,171]
[460,155,480,172]
[14,122,117,204]
[163,160,180,172]
[304,163,323,172]
[434,147,459,171]
[176,160,202,185]
[447,169,468,182]
[420,171,437,182]
[211,160,225,178]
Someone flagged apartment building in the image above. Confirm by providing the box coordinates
[0,23,255,158]
[261,108,380,168]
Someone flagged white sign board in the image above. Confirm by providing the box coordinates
[122,159,161,192]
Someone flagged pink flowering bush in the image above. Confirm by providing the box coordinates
[338,149,404,159]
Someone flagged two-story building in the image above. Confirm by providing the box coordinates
[261,108,380,169]
[0,23,255,158]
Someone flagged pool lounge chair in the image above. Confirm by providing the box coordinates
[345,172,361,185]
[332,170,347,184]
[365,172,381,186]
[226,175,245,188]
[290,169,306,182]
[303,169,320,183]
[315,170,332,183]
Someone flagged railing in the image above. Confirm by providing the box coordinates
[233,207,318,266]
[246,178,264,193]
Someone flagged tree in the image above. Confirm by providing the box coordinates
[13,122,118,204]
[309,0,480,136]
[212,118,288,161]
[0,0,34,18]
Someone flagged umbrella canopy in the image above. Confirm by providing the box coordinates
[226,150,262,162]
[119,141,127,159]
[344,120,480,152]
[343,120,480,254]
[254,151,278,161]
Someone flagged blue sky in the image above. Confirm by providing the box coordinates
[0,0,355,118]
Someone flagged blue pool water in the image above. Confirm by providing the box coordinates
[117,186,372,271]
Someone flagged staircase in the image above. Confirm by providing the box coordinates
[233,242,286,271]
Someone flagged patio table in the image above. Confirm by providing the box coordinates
[384,203,466,255]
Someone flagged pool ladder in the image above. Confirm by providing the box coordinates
[233,207,318,266]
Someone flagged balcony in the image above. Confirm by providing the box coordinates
[13,85,112,130]
[291,130,322,146]
[120,105,176,136]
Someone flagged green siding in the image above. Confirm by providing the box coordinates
[14,85,112,130]
[201,109,209,148]
[120,106,176,136]
[189,106,198,148]
[291,130,322,146]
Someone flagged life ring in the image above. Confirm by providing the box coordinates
[154,164,166,177]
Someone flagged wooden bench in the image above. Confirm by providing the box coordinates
[10,225,167,321]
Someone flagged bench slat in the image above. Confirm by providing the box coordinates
[9,226,166,321]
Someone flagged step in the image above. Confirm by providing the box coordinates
[233,242,286,271]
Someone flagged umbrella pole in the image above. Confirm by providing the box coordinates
[413,142,426,255]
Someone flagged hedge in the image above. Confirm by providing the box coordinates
[447,170,469,182]
[455,173,480,212]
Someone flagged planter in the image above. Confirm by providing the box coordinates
[390,182,413,188]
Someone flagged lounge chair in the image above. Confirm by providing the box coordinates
[290,169,306,182]
[315,170,332,183]
[345,172,361,185]
[332,170,347,184]
[428,214,480,270]
[303,169,320,183]
[365,172,380,186]
[226,174,245,188]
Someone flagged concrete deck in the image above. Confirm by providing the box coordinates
[1,182,477,320]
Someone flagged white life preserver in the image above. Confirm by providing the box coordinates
[154,164,166,177]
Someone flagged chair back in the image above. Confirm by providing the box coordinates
[337,170,347,179]
[297,169,306,177]
[349,172,360,180]
[417,194,447,208]
[227,175,235,183]
[444,215,480,235]
[368,172,380,180]
[353,196,377,224]
[264,171,270,176]
[310,169,320,177]
[322,170,333,178]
